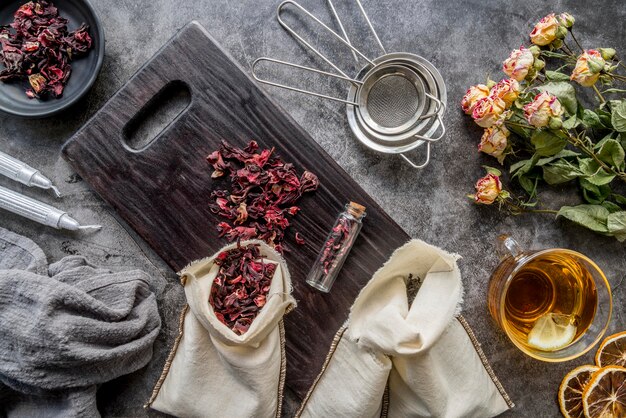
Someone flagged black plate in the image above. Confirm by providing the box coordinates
[0,0,104,118]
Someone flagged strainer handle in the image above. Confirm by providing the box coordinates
[412,96,446,143]
[252,57,362,106]
[401,142,431,169]
[276,0,376,75]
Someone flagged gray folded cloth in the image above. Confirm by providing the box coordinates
[0,227,161,418]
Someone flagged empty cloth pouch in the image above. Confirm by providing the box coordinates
[0,227,161,418]
[147,240,296,418]
[296,239,514,418]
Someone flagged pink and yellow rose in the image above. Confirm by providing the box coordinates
[472,96,506,128]
[502,47,535,81]
[490,78,520,107]
[461,84,490,115]
[474,173,502,205]
[570,49,606,87]
[523,92,564,128]
[530,13,560,46]
[479,124,510,163]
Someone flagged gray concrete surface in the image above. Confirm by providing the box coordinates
[1,0,625,416]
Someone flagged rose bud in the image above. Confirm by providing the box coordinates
[529,45,541,58]
[472,96,506,128]
[559,12,575,28]
[552,39,563,49]
[555,25,568,40]
[461,84,490,114]
[524,92,564,128]
[490,79,520,107]
[479,123,510,163]
[502,47,535,81]
[474,173,503,205]
[548,117,563,129]
[599,48,616,61]
[534,59,546,71]
[530,13,560,46]
[571,50,606,87]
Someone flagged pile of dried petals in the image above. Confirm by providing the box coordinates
[0,0,93,99]
[207,140,319,253]
[209,243,275,335]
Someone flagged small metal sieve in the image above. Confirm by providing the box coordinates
[252,0,446,169]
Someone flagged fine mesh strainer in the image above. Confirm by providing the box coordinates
[252,0,446,169]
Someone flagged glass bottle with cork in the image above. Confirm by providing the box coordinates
[306,201,366,292]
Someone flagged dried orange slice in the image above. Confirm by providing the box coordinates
[582,366,626,418]
[595,331,626,368]
[558,365,599,418]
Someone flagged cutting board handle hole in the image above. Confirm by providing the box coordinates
[123,80,191,151]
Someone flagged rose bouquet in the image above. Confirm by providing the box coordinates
[463,13,626,241]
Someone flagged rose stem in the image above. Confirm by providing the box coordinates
[561,42,576,56]
[503,199,558,215]
[569,30,585,53]
[592,84,606,103]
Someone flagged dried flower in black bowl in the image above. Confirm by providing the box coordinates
[0,0,104,118]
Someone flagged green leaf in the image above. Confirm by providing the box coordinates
[510,159,530,174]
[580,178,611,204]
[594,133,616,150]
[597,108,613,129]
[602,201,622,213]
[557,204,610,233]
[536,150,580,166]
[603,88,626,94]
[613,193,626,205]
[511,154,540,178]
[579,159,616,186]
[545,70,571,82]
[517,174,541,199]
[582,109,604,130]
[562,115,580,130]
[611,99,626,132]
[543,160,583,184]
[536,82,578,115]
[597,139,625,168]
[506,110,533,139]
[531,130,567,156]
[607,211,626,242]
[483,166,501,176]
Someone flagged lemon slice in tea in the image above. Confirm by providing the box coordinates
[527,313,577,351]
[582,366,626,418]
[595,331,626,368]
[558,365,599,418]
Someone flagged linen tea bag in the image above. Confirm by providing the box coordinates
[296,239,514,418]
[147,240,296,418]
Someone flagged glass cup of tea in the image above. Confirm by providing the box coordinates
[487,235,612,362]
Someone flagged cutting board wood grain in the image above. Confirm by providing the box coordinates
[62,21,409,398]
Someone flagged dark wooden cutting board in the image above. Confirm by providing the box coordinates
[62,21,409,399]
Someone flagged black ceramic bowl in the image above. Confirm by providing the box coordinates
[0,0,104,118]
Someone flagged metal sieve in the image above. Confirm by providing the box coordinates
[252,0,446,169]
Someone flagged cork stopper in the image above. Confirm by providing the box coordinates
[347,201,366,219]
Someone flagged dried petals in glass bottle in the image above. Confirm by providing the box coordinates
[306,202,366,292]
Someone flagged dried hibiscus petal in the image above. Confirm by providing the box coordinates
[209,243,276,335]
[0,1,94,99]
[206,140,319,252]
